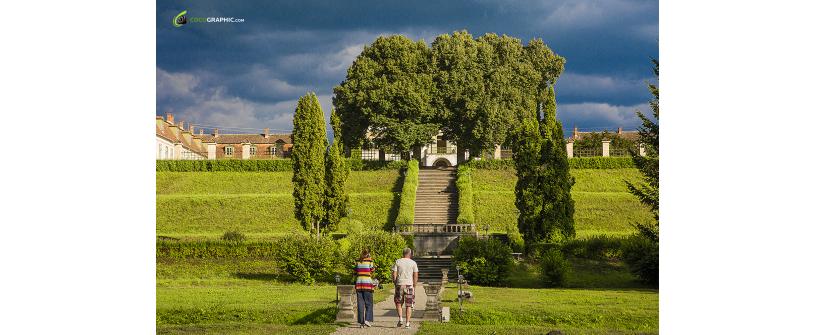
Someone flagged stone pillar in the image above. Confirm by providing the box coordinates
[173,143,183,160]
[207,143,217,160]
[336,285,356,322]
[241,143,251,160]
[566,140,574,158]
[601,140,611,157]
[423,282,442,320]
[493,144,501,160]
[639,143,646,156]
[441,268,449,285]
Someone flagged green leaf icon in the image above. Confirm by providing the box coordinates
[173,10,187,27]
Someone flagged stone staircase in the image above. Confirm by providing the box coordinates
[414,168,458,225]
[415,256,455,283]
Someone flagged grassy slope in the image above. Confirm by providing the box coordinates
[417,284,658,335]
[157,171,400,240]
[472,168,654,237]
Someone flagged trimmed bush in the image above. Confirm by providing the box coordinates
[395,160,419,226]
[157,158,406,172]
[456,165,475,225]
[346,159,407,171]
[275,234,340,285]
[342,230,407,283]
[156,159,294,172]
[462,157,635,170]
[569,157,634,169]
[221,231,246,243]
[540,249,571,287]
[621,234,659,286]
[453,236,513,286]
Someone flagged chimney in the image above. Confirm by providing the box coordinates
[166,113,174,124]
[213,128,219,137]
[189,124,195,134]
[264,128,270,139]
[573,126,578,139]
[617,127,623,135]
[178,120,185,130]
[199,129,204,136]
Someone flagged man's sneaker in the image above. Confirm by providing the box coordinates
[364,321,373,327]
[396,321,403,328]
[405,322,411,329]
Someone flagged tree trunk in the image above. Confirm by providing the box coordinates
[412,145,422,163]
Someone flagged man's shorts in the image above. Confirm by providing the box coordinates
[394,284,414,307]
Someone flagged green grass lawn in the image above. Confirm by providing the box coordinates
[471,168,654,237]
[416,284,658,335]
[157,171,401,240]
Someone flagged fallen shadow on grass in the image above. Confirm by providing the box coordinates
[383,171,405,231]
[501,256,658,291]
[234,272,295,282]
[291,307,337,325]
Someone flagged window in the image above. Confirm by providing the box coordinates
[250,146,257,156]
[269,146,277,156]
[225,146,234,156]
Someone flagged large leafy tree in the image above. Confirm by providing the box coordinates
[626,59,659,241]
[291,93,328,236]
[539,87,576,241]
[324,108,350,232]
[333,35,438,158]
[432,32,565,161]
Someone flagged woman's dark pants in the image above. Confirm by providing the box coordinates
[356,290,374,324]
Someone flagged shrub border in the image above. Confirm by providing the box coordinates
[456,164,475,225]
[156,158,406,172]
[394,160,419,226]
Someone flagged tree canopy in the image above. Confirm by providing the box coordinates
[291,92,328,235]
[335,31,564,158]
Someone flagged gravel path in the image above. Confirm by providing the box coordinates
[331,283,428,335]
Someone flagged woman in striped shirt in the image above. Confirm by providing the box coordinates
[354,249,375,327]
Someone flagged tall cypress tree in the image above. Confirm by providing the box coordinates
[291,92,328,236]
[324,108,350,232]
[539,86,575,240]
[513,117,543,248]
[626,59,659,242]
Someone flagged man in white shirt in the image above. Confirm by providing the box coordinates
[391,247,419,329]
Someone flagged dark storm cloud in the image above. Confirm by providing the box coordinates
[157,0,658,134]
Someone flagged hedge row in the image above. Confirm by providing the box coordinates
[156,158,406,172]
[156,240,279,259]
[394,160,419,226]
[464,157,635,170]
[456,164,475,225]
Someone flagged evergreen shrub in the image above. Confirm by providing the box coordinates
[540,249,570,287]
[622,234,659,286]
[453,236,513,286]
[274,234,339,285]
[342,230,407,283]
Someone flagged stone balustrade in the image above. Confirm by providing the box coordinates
[397,223,477,234]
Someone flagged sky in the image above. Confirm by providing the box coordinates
[157,0,658,138]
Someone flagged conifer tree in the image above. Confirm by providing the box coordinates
[513,117,543,247]
[291,92,328,236]
[324,108,350,232]
[626,59,659,242]
[539,86,575,240]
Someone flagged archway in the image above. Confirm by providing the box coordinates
[432,158,452,168]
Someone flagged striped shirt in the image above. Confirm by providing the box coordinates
[354,257,375,291]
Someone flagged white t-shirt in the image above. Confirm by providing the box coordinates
[391,258,419,286]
